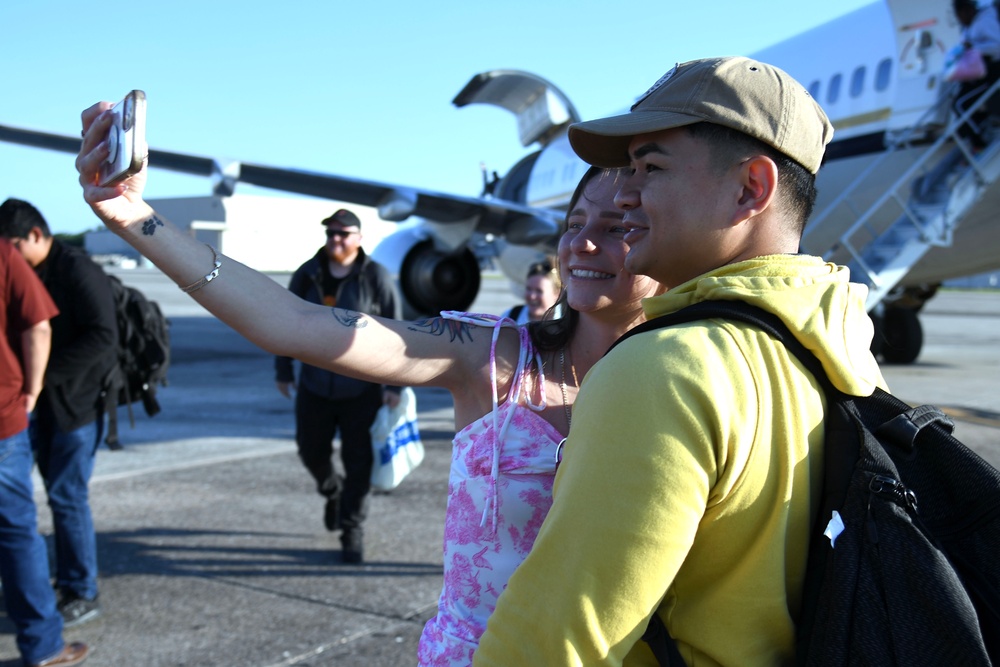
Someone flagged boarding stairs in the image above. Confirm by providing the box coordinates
[800,78,1000,310]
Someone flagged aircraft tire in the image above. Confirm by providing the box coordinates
[880,307,923,365]
[869,311,885,358]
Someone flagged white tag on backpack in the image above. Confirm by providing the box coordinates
[824,511,845,548]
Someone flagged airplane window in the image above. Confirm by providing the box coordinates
[827,74,842,105]
[808,81,821,99]
[875,58,892,91]
[851,66,866,98]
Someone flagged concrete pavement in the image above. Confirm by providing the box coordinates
[1,271,998,666]
[0,270,521,667]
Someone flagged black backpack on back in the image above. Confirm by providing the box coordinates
[100,274,171,449]
[611,300,1000,666]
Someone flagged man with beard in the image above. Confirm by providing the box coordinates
[275,208,401,563]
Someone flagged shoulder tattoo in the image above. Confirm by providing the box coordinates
[333,309,368,329]
[408,317,475,343]
[141,215,165,236]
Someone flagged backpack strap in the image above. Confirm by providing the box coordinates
[99,364,125,451]
[611,300,836,393]
[876,403,955,446]
[613,299,840,667]
[641,610,687,666]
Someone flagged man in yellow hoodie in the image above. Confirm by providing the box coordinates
[474,57,887,666]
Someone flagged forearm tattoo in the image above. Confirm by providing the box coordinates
[408,317,475,343]
[141,215,165,236]
[333,309,368,329]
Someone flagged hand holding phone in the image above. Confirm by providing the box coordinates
[99,90,147,186]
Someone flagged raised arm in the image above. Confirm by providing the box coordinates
[75,102,489,394]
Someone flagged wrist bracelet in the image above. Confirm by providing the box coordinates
[179,244,222,294]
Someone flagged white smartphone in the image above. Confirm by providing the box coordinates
[99,89,147,186]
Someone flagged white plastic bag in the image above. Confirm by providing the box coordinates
[369,387,424,491]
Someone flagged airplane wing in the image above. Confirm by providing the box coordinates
[235,164,560,243]
[1,71,586,321]
[0,122,562,247]
[0,119,567,318]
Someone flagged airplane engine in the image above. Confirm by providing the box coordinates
[398,240,481,318]
[369,221,481,318]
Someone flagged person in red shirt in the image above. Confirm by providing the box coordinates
[0,239,89,666]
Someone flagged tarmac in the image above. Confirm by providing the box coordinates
[1,270,998,667]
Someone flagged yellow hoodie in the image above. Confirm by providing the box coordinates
[474,255,886,667]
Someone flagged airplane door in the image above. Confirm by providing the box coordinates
[886,0,963,132]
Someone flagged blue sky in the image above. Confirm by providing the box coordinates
[2,0,874,234]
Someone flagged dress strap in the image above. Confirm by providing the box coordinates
[440,311,546,533]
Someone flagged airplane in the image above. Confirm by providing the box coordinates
[1,0,998,364]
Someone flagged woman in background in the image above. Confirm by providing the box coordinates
[500,257,562,324]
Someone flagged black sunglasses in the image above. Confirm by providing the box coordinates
[325,228,358,239]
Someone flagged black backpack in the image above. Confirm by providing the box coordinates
[100,274,171,449]
[610,300,1000,666]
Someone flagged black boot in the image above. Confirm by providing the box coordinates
[321,474,343,532]
[341,529,363,564]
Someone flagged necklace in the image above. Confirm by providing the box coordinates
[559,346,577,429]
[555,346,577,465]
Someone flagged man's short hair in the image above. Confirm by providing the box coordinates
[0,198,51,239]
[683,122,818,231]
[568,56,834,175]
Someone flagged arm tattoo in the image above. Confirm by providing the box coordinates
[332,308,368,329]
[408,317,475,343]
[141,215,165,236]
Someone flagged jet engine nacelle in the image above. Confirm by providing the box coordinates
[369,219,481,319]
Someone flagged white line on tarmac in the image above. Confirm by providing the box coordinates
[90,442,296,483]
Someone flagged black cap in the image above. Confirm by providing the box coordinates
[322,208,361,229]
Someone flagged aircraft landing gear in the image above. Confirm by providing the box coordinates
[870,284,938,364]
[875,306,924,365]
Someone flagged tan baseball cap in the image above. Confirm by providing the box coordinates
[568,56,834,174]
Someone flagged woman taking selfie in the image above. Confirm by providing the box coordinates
[76,101,660,665]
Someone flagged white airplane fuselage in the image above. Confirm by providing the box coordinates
[0,0,994,360]
[495,0,998,294]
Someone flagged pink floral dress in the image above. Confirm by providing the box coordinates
[417,312,564,667]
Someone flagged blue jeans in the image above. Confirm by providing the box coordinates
[31,417,101,600]
[0,428,64,664]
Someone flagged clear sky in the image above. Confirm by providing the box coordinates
[1,0,875,235]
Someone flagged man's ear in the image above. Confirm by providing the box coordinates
[732,155,778,225]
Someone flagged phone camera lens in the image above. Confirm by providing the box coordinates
[106,126,119,163]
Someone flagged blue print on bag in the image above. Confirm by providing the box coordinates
[378,420,421,465]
